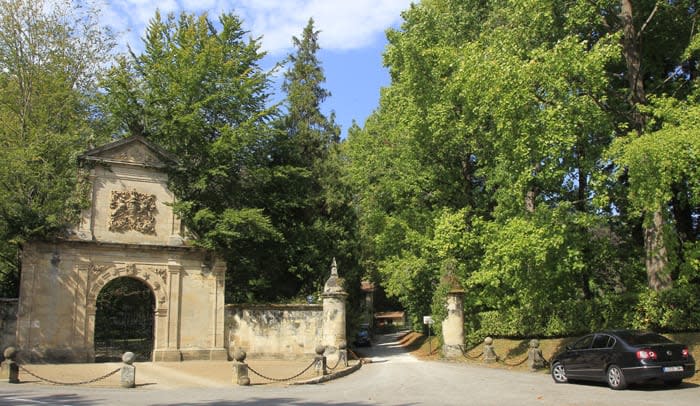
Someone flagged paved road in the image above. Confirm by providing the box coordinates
[2,331,699,405]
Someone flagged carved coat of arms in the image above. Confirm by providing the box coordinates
[109,190,157,234]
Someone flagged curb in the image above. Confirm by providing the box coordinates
[291,361,362,385]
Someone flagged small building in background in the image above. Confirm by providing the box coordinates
[374,311,406,327]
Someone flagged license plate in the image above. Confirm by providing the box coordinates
[663,366,684,373]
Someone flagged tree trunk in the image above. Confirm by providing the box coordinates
[619,0,670,290]
[645,209,672,291]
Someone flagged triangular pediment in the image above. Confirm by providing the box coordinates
[80,135,177,168]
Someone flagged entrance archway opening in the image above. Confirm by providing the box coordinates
[94,277,155,362]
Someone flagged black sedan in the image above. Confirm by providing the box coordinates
[550,330,695,390]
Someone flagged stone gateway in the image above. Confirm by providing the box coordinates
[16,136,227,362]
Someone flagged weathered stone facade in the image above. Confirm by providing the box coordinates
[16,136,227,362]
[225,304,323,359]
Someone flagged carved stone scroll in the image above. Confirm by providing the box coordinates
[108,190,157,234]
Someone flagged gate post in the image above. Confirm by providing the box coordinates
[442,281,465,359]
[322,258,347,366]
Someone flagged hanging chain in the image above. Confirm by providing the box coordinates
[246,359,316,383]
[18,365,122,386]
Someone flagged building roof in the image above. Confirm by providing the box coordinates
[374,311,405,319]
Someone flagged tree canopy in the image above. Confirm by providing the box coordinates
[0,0,115,296]
[344,0,700,337]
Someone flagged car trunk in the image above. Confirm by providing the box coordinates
[648,344,687,362]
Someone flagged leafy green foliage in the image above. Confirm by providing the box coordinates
[345,0,700,336]
[0,0,114,296]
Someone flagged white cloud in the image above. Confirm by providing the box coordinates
[100,0,412,54]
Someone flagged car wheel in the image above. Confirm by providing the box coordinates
[606,365,627,390]
[551,361,568,384]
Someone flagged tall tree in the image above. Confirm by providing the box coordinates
[101,11,284,301]
[347,0,700,334]
[270,18,356,298]
[0,0,114,296]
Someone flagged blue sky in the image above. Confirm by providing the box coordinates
[100,1,414,137]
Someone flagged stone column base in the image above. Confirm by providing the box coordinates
[152,349,182,362]
[442,344,463,359]
[153,348,229,361]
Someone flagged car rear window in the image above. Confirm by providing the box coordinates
[616,331,673,345]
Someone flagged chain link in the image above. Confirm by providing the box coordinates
[246,359,316,383]
[18,365,122,386]
[499,355,529,367]
[459,344,484,360]
[326,355,342,371]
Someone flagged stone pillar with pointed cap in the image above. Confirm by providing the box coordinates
[321,258,348,365]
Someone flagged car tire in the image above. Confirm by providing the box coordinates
[551,361,568,384]
[606,365,627,390]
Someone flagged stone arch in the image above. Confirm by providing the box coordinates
[94,276,155,361]
[84,263,169,361]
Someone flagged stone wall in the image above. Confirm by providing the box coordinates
[225,304,323,360]
[1,299,18,353]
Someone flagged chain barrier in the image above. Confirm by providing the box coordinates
[18,365,122,386]
[499,355,529,367]
[347,349,361,360]
[326,354,343,371]
[247,359,316,383]
[459,344,483,360]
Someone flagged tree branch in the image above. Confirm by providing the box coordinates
[638,3,660,39]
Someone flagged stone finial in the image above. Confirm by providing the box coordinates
[234,349,247,363]
[3,347,17,360]
[323,258,346,295]
[122,351,136,365]
[331,257,338,277]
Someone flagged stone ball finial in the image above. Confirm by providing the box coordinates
[122,351,136,364]
[484,337,493,345]
[529,339,540,348]
[315,344,326,355]
[234,349,247,362]
[339,340,347,350]
[3,346,17,360]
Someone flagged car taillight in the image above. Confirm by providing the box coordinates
[636,349,657,360]
[682,347,689,358]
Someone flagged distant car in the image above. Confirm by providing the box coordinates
[354,325,372,347]
[550,330,695,390]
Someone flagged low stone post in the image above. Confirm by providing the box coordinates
[120,352,136,388]
[314,345,327,376]
[483,337,498,363]
[1,347,19,383]
[527,339,546,372]
[233,349,250,386]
